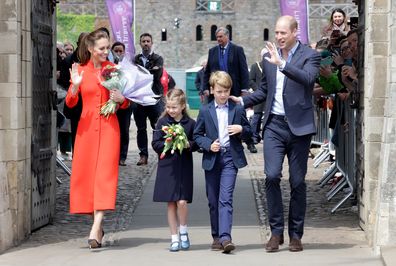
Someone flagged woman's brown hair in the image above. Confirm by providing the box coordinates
[78,29,109,65]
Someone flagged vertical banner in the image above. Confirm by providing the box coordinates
[279,0,309,44]
[105,0,135,60]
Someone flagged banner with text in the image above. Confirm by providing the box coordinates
[279,0,309,44]
[105,0,135,60]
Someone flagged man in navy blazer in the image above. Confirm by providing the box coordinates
[203,27,257,153]
[231,16,321,252]
[194,71,251,253]
[203,27,249,98]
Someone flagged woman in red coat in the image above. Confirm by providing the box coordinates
[66,29,129,249]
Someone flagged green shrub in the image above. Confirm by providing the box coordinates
[57,8,95,45]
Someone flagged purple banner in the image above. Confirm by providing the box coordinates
[105,0,135,60]
[279,0,309,44]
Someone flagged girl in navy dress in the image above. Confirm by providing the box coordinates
[152,88,198,251]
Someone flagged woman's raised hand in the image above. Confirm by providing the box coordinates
[69,63,84,94]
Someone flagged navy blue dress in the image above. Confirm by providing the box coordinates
[152,114,198,203]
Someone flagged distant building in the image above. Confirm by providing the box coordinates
[58,0,357,69]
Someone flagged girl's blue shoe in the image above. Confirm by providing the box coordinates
[169,241,180,252]
[180,233,190,250]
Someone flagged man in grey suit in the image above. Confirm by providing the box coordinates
[230,16,320,252]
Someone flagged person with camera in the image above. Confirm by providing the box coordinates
[322,8,350,40]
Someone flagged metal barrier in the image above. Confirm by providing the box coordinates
[56,155,71,184]
[312,96,332,168]
[312,96,331,146]
[314,95,357,213]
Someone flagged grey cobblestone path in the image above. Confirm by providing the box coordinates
[21,124,157,248]
[0,123,383,266]
[246,144,361,243]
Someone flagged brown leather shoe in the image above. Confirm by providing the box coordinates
[265,235,284,252]
[221,240,235,254]
[137,156,148,166]
[211,238,223,251]
[289,238,303,252]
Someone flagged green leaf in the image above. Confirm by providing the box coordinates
[56,7,95,46]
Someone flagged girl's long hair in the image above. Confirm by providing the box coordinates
[323,8,350,34]
[160,88,190,119]
[78,29,109,65]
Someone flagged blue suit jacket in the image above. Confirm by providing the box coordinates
[193,101,252,171]
[243,43,321,136]
[203,42,249,97]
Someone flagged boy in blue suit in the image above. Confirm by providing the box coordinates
[194,71,252,254]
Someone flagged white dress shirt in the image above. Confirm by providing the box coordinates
[215,101,230,147]
[271,42,300,115]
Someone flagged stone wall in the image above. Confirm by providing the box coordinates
[0,0,32,253]
[58,0,357,68]
[371,0,396,248]
[134,0,279,69]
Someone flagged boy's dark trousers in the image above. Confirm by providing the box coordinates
[204,147,238,243]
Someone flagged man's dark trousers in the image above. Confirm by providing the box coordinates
[204,149,238,243]
[250,112,263,142]
[133,101,163,157]
[117,105,133,161]
[263,114,311,240]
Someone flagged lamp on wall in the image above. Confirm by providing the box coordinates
[174,17,181,29]
[173,18,182,67]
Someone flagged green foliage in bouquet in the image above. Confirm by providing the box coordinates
[100,65,125,118]
[160,124,189,159]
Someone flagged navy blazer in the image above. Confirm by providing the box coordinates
[193,101,252,171]
[243,43,321,136]
[203,42,249,97]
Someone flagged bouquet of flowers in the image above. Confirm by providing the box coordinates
[160,124,189,159]
[100,59,159,118]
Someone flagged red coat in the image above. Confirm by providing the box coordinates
[66,60,129,214]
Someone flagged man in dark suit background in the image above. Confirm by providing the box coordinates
[133,33,164,166]
[203,27,257,153]
[231,16,321,252]
[248,48,267,144]
[195,59,208,103]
